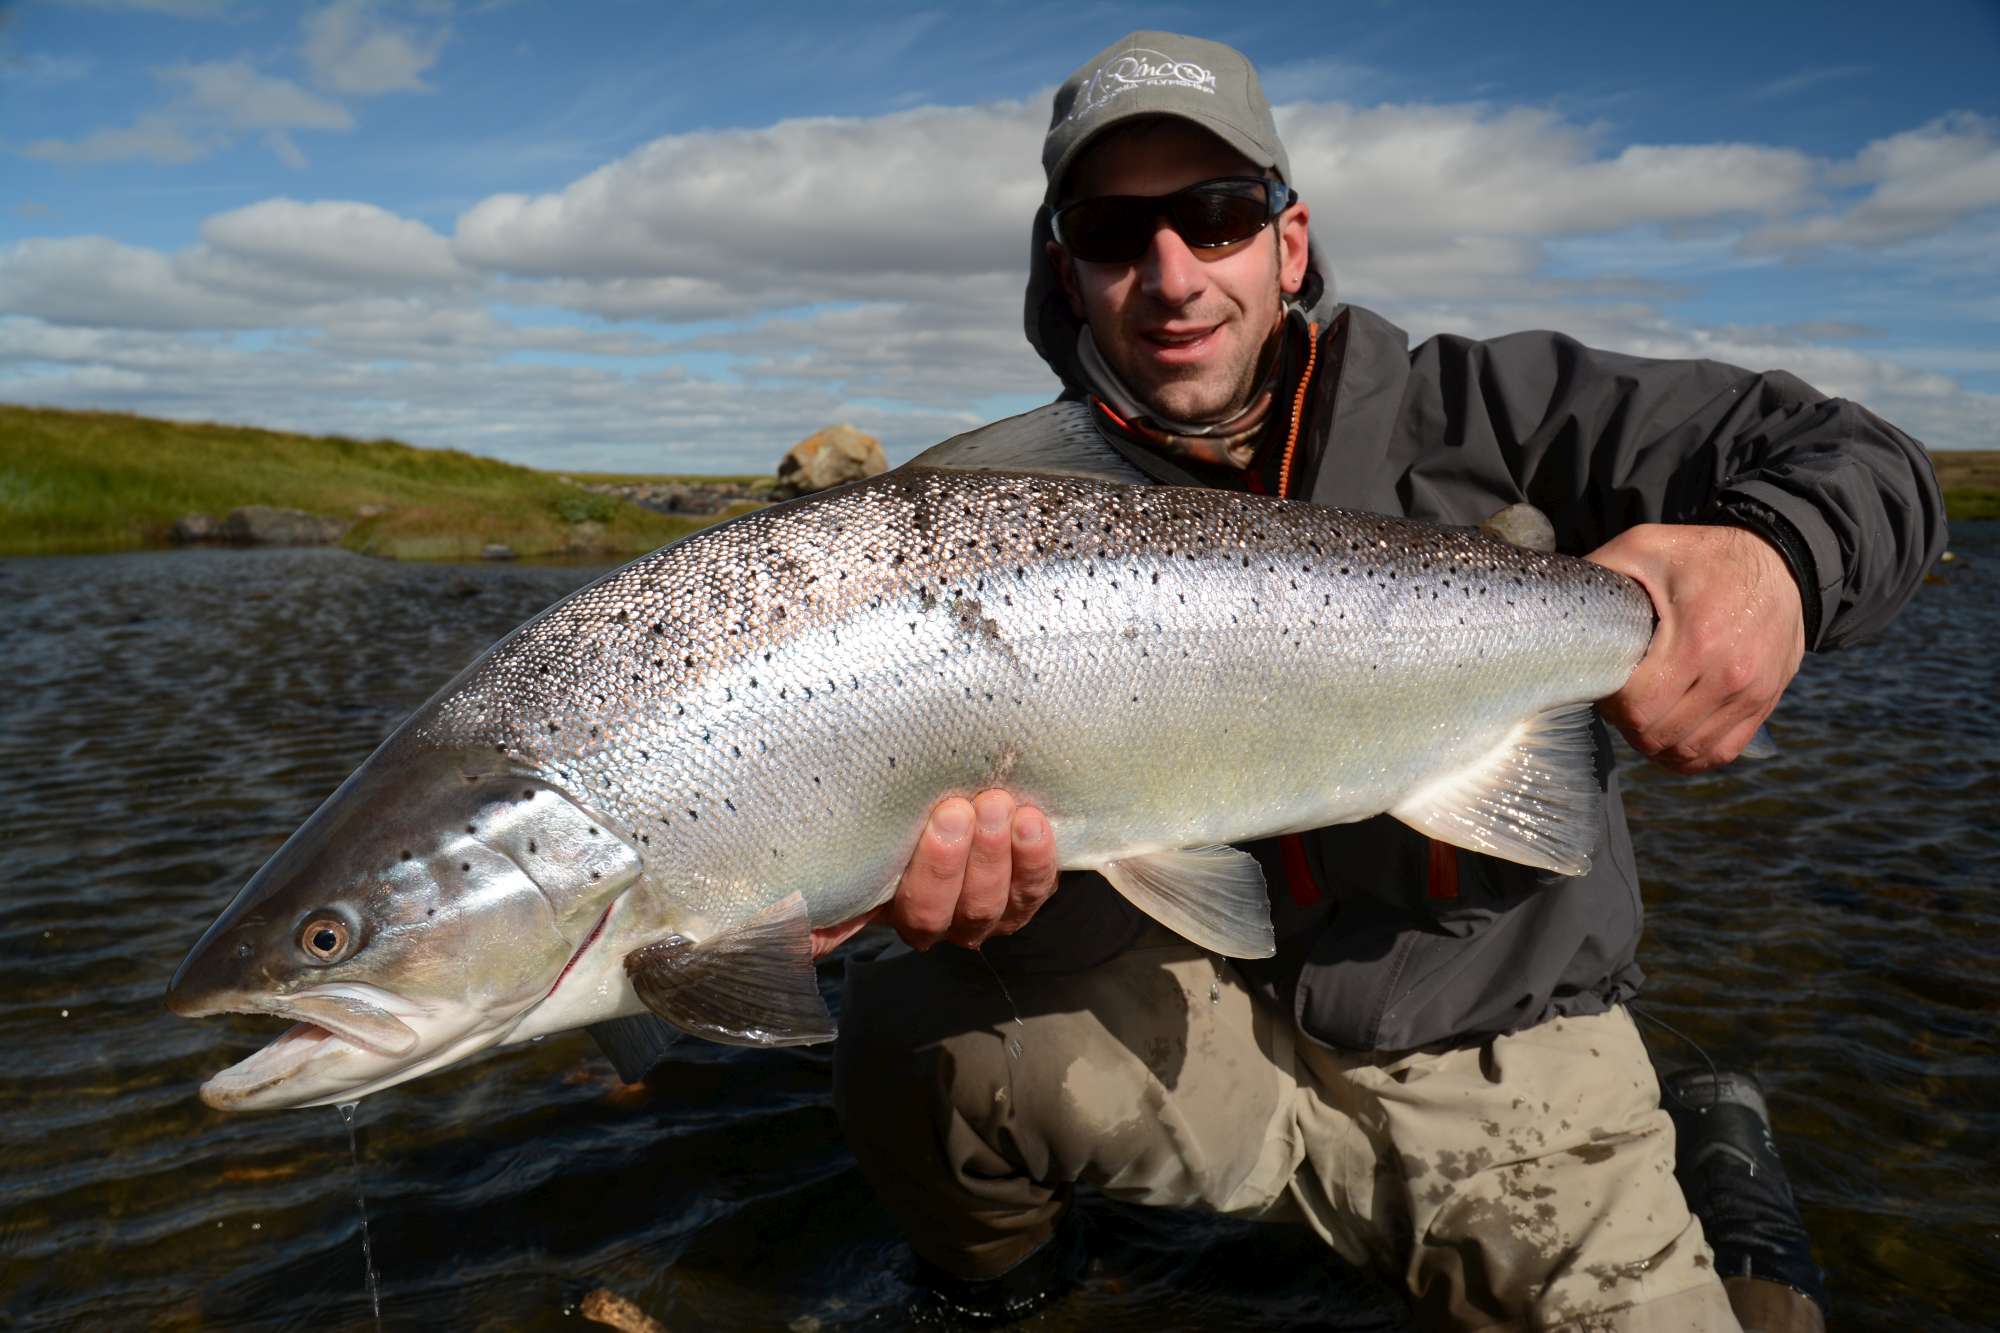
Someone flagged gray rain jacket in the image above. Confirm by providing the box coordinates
[915,224,1947,1054]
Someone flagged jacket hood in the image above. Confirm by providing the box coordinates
[1023,201,1343,400]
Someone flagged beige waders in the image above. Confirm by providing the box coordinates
[835,925,1744,1332]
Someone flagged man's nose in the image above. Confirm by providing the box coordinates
[1137,221,1204,306]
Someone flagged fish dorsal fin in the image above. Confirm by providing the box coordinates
[1738,723,1779,760]
[908,401,1151,485]
[1390,702,1604,876]
[623,892,835,1047]
[1097,846,1276,959]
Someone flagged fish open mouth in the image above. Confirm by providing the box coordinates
[191,986,434,1110]
[201,1020,350,1107]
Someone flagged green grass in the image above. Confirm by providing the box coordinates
[1932,450,2000,523]
[0,405,745,560]
[3,404,1989,559]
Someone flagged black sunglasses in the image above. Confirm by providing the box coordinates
[1051,176,1296,265]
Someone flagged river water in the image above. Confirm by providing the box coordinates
[2,526,1993,1331]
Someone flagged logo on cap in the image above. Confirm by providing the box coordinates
[1066,47,1217,122]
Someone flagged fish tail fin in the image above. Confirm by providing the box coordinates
[1097,845,1276,958]
[1390,701,1604,877]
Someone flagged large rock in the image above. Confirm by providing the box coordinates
[221,506,351,546]
[775,425,885,496]
[171,513,223,543]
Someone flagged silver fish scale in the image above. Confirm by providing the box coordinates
[408,469,1653,936]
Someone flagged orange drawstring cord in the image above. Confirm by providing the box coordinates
[1276,320,1319,500]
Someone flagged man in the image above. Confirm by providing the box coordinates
[819,31,1945,1332]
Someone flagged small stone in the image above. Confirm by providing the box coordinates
[482,544,517,561]
[221,506,350,547]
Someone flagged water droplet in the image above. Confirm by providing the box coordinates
[1208,979,1221,1006]
[335,1103,383,1330]
[531,1034,545,1043]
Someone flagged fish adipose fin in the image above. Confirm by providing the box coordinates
[1390,702,1604,877]
[1098,846,1276,959]
[623,892,835,1047]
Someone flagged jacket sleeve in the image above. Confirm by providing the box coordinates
[1410,330,1948,650]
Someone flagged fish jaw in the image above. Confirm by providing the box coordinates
[186,984,520,1111]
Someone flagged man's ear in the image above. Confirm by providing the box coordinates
[1046,239,1086,320]
[1277,201,1311,295]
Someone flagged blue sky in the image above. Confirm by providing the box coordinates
[3,0,1997,471]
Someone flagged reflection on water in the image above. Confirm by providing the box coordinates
[1,530,1993,1331]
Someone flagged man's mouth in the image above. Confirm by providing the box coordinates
[1142,322,1222,364]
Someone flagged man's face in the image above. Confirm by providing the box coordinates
[1051,122,1311,425]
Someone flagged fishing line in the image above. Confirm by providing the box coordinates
[1629,1002,1722,1110]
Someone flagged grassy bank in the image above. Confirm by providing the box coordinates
[1932,449,2000,522]
[2,404,1992,559]
[0,405,746,560]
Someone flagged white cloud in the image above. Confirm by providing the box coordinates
[165,59,354,131]
[21,59,352,166]
[199,199,469,287]
[301,0,449,96]
[0,238,278,330]
[1279,102,1814,247]
[452,101,1047,304]
[23,113,208,165]
[1745,113,2000,254]
[8,94,1997,464]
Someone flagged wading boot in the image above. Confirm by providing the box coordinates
[907,1207,1086,1327]
[1662,1068,1828,1333]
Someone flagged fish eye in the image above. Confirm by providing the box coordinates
[299,916,351,963]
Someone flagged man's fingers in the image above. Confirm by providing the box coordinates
[1667,690,1773,773]
[809,907,882,961]
[999,806,1059,932]
[894,797,974,948]
[944,791,1017,947]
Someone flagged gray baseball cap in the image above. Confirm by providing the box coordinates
[1042,31,1289,204]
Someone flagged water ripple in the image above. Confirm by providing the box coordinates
[2,531,1995,1331]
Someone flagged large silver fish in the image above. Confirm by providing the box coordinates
[167,459,1653,1110]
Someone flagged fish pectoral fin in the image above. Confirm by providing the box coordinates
[1097,846,1275,959]
[622,892,835,1048]
[1390,701,1603,877]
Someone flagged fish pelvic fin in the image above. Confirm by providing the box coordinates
[1738,723,1779,760]
[586,1014,682,1083]
[1390,702,1604,877]
[1098,846,1276,959]
[622,892,835,1047]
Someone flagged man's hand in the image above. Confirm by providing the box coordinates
[808,791,1059,959]
[1588,523,1805,774]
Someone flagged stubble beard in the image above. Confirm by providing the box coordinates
[1105,312,1268,426]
